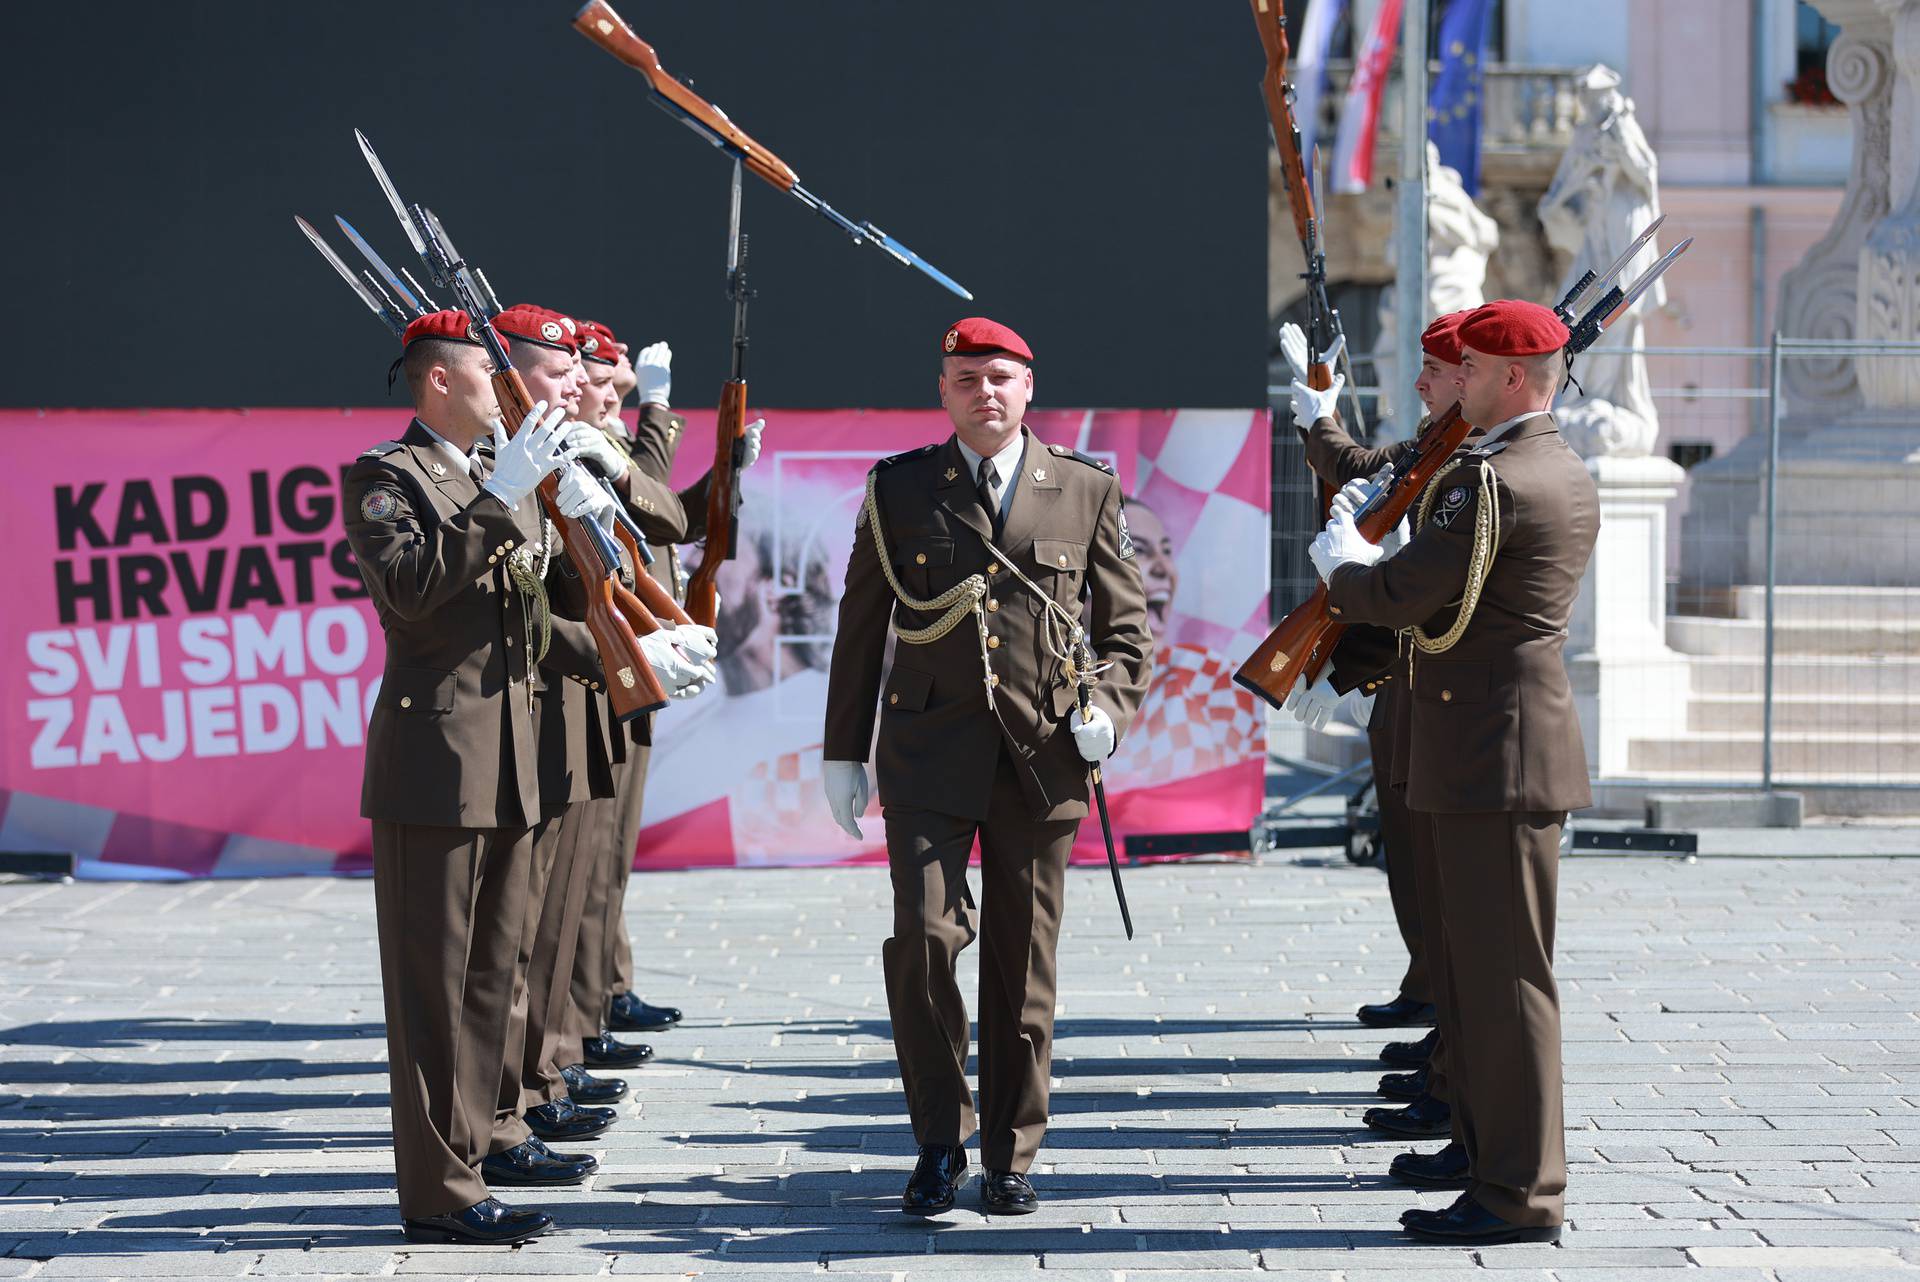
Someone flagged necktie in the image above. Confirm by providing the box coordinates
[976,456,1001,536]
[469,446,492,484]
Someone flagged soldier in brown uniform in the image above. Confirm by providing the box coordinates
[346,309,647,1244]
[1309,300,1598,1244]
[554,324,736,1075]
[1284,314,1476,1155]
[822,318,1152,1217]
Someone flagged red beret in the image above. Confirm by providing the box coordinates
[400,308,482,349]
[576,319,620,365]
[1419,312,1465,366]
[494,304,580,353]
[941,316,1033,363]
[1456,300,1571,358]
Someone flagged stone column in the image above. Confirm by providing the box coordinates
[1568,455,1691,777]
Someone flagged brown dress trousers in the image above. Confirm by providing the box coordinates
[825,430,1153,1172]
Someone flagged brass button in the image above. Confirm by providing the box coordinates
[1441,689,1453,702]
[399,696,413,709]
[989,673,1000,688]
[888,692,899,705]
[1329,605,1342,616]
[1057,554,1069,567]
[914,552,927,565]
[986,599,999,613]
[488,554,498,565]
[987,636,1000,650]
[506,635,515,647]
[987,562,1000,575]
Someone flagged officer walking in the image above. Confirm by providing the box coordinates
[821,318,1152,1217]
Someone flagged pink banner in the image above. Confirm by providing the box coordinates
[0,408,1267,878]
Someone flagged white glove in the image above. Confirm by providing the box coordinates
[638,628,703,696]
[555,462,618,533]
[482,402,569,509]
[633,341,672,407]
[740,418,765,470]
[1342,689,1378,727]
[1290,372,1345,428]
[1309,508,1385,583]
[1329,475,1375,523]
[1278,325,1346,385]
[1283,674,1341,731]
[665,623,719,699]
[564,423,629,482]
[1069,704,1116,763]
[1378,515,1412,559]
[823,760,870,839]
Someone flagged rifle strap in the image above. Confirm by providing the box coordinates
[1407,458,1500,657]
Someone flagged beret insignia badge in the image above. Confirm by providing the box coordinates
[539,320,563,342]
[943,328,959,353]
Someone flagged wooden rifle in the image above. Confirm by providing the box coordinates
[1233,234,1694,709]
[1249,0,1363,518]
[682,161,753,630]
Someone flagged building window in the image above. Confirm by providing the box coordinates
[1786,2,1841,105]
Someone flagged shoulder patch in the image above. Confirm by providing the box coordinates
[1117,503,1136,559]
[360,488,403,522]
[1048,444,1115,474]
[872,443,939,472]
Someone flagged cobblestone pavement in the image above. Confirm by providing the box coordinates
[3,854,1918,1280]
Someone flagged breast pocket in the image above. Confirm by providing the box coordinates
[893,535,954,598]
[1029,538,1088,613]
[383,666,457,715]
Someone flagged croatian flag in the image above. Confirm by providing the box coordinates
[1329,0,1404,194]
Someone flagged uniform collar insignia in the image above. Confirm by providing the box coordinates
[429,461,447,476]
[944,467,958,482]
[1032,468,1046,482]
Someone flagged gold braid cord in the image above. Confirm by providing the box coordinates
[1407,457,1500,656]
[861,471,1107,710]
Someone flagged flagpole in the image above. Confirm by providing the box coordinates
[1389,0,1429,444]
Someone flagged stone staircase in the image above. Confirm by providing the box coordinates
[1613,586,1920,814]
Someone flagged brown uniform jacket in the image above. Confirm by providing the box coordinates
[345,419,600,830]
[1326,413,1598,814]
[823,430,1154,822]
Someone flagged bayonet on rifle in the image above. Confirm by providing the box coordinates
[335,214,426,318]
[294,215,408,338]
[1558,213,1666,322]
[572,0,973,301]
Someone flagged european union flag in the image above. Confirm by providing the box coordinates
[1428,0,1495,195]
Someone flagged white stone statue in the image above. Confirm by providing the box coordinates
[1538,64,1667,459]
[1373,141,1500,423]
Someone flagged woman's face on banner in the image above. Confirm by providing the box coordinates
[1126,501,1177,631]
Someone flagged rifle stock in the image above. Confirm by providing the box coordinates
[1233,403,1473,708]
[491,368,670,721]
[684,377,746,629]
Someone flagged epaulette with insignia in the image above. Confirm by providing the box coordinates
[872,443,939,471]
[1466,440,1513,459]
[358,441,405,459]
[1047,443,1115,474]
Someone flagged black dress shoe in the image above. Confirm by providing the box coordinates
[1379,1028,1438,1068]
[562,1062,629,1105]
[1402,1192,1560,1244]
[582,1033,654,1069]
[1378,1067,1428,1101]
[401,1196,552,1245]
[480,1137,598,1187]
[981,1169,1039,1215]
[901,1144,967,1216]
[524,1097,616,1142]
[609,992,682,1032]
[1389,1141,1470,1188]
[1357,994,1438,1028]
[1363,1093,1452,1138]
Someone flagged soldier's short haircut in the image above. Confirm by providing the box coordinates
[401,338,481,404]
